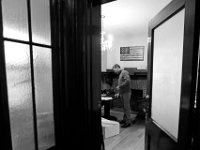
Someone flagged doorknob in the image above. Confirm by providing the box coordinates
[144,94,150,119]
[145,94,150,99]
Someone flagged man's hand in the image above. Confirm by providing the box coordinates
[114,93,119,98]
[116,86,120,91]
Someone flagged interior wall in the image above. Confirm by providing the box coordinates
[106,31,148,70]
[101,0,173,71]
[101,50,107,71]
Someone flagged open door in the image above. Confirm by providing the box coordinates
[145,0,199,150]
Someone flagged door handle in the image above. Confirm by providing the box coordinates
[144,94,150,119]
[145,94,150,99]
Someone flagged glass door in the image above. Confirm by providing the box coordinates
[1,0,55,149]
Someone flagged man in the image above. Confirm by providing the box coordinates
[112,64,132,128]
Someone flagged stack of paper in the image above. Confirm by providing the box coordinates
[101,117,120,138]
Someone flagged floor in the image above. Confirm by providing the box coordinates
[104,109,145,150]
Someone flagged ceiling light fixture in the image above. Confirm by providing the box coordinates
[101,32,113,51]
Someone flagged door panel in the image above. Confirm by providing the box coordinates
[146,0,199,149]
[2,0,29,41]
[0,0,57,149]
[33,46,55,150]
[152,8,185,141]
[194,34,200,150]
[31,0,51,45]
[5,41,35,150]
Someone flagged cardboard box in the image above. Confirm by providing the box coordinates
[102,117,120,138]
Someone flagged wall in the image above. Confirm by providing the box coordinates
[101,49,107,71]
[105,30,148,70]
[100,0,173,71]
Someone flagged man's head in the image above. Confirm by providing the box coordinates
[112,64,121,74]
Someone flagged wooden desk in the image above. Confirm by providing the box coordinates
[101,96,117,121]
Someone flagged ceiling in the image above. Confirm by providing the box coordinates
[101,0,172,36]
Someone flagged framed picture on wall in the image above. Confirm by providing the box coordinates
[120,46,144,61]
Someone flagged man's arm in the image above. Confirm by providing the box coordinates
[118,71,130,88]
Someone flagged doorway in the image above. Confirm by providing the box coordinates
[0,0,199,149]
[100,0,174,149]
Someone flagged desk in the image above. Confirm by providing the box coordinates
[101,96,117,121]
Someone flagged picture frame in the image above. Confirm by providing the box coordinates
[120,46,144,61]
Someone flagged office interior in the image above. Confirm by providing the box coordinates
[100,0,172,149]
[0,0,200,150]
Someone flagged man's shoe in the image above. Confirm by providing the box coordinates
[119,120,126,124]
[121,122,131,128]
[132,119,136,124]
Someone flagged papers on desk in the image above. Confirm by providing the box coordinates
[101,96,113,101]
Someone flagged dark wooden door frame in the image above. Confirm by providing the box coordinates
[0,0,104,149]
[92,0,116,6]
[53,0,103,149]
[146,0,200,149]
[0,1,12,149]
[193,2,200,148]
[50,0,63,149]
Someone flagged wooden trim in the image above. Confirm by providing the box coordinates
[194,0,200,144]
[47,145,56,150]
[27,0,39,149]
[194,32,200,150]
[146,23,153,119]
[90,4,102,149]
[50,0,63,149]
[179,0,199,149]
[91,0,116,6]
[50,0,75,149]
[0,1,13,149]
[57,0,102,149]
[3,38,52,48]
[149,0,184,30]
[145,119,179,149]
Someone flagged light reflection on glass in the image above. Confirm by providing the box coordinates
[33,46,55,149]
[31,0,51,45]
[2,0,29,41]
[4,41,35,150]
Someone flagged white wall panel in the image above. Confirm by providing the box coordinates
[151,9,185,140]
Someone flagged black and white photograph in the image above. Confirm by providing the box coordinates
[0,0,199,150]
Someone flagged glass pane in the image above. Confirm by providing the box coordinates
[31,0,51,45]
[2,0,29,41]
[33,46,55,150]
[151,9,185,140]
[4,41,35,150]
